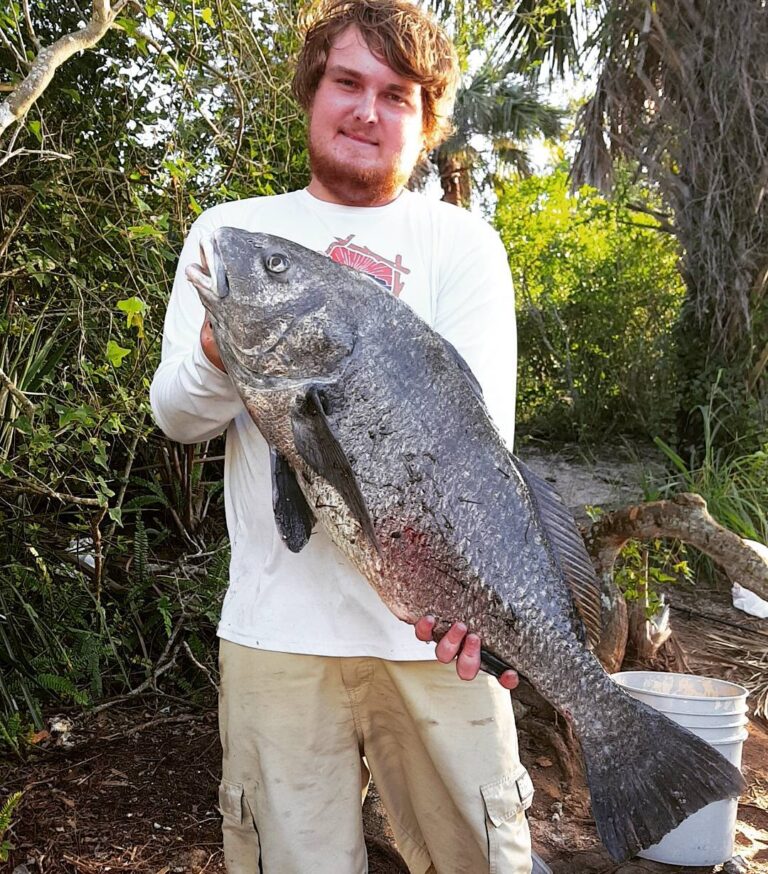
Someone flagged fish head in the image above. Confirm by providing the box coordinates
[187,227,358,388]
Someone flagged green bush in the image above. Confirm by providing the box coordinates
[0,0,308,724]
[495,168,686,442]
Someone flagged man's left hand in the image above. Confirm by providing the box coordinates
[414,616,519,690]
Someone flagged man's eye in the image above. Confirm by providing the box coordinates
[265,253,290,274]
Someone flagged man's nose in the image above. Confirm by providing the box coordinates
[353,90,377,124]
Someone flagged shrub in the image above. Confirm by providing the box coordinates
[495,168,685,443]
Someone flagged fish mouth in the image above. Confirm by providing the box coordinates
[185,236,230,308]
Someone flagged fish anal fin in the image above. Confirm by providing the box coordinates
[515,457,603,648]
[270,448,315,553]
[291,385,380,556]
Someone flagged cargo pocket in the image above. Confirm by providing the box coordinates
[218,780,262,873]
[481,766,534,874]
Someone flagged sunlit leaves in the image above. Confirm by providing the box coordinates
[106,340,132,368]
[496,168,685,440]
[117,297,147,339]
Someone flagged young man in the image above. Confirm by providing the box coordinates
[151,1,533,871]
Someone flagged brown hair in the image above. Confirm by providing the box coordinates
[292,0,460,152]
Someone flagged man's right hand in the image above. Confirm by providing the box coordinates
[201,316,227,372]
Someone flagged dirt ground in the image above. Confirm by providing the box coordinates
[2,589,767,874]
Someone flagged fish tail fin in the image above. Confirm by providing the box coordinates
[578,692,746,862]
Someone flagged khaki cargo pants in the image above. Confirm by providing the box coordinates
[218,640,533,874]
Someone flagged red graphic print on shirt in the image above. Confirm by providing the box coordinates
[325,234,410,297]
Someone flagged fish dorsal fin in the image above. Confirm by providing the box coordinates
[291,385,380,556]
[515,457,602,648]
[270,447,315,553]
[442,338,485,404]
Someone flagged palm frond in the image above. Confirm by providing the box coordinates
[495,0,582,79]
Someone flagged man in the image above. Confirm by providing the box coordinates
[150,1,533,871]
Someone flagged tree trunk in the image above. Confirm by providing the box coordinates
[573,0,768,450]
[436,152,471,209]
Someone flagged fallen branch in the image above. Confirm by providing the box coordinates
[587,492,768,601]
[91,618,185,713]
[585,492,768,671]
[101,712,201,742]
[183,641,219,691]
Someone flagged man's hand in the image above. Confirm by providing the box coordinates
[415,616,519,690]
[201,316,227,372]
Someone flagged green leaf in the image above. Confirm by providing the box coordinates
[28,119,42,144]
[126,223,163,240]
[58,405,98,428]
[61,88,81,104]
[167,10,176,27]
[115,16,139,37]
[106,340,131,368]
[117,296,147,338]
[200,7,215,26]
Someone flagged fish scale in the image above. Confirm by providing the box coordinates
[192,226,747,862]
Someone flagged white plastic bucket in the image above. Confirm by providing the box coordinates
[612,670,748,866]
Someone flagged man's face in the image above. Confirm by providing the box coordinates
[307,26,426,206]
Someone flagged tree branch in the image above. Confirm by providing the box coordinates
[0,480,103,508]
[21,0,41,53]
[0,25,30,71]
[0,147,72,169]
[0,0,134,140]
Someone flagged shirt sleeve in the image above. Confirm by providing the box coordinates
[149,214,244,444]
[432,215,517,451]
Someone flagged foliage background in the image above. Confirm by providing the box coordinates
[498,167,685,442]
[0,0,310,739]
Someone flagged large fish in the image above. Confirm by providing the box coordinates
[187,227,745,862]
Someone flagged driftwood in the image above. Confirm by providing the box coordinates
[585,492,768,671]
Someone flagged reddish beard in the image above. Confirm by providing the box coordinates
[308,136,415,206]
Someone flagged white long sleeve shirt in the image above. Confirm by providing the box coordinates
[150,188,516,658]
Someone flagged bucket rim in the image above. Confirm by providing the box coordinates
[612,670,749,702]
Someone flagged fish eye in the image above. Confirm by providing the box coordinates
[265,252,290,274]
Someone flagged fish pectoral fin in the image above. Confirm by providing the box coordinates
[270,448,315,553]
[515,457,603,649]
[291,385,380,555]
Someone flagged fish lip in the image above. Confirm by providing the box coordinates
[185,261,217,310]
[212,237,230,300]
[185,236,229,308]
